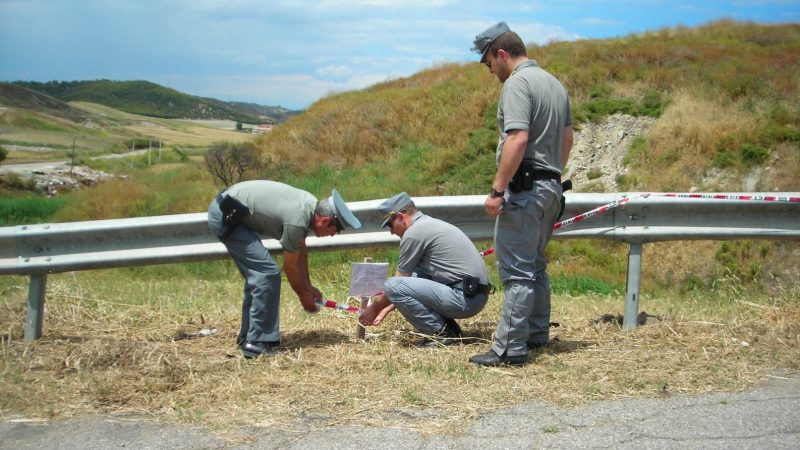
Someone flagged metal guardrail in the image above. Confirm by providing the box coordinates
[2,192,798,340]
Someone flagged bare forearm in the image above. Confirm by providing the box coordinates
[283,249,312,297]
[493,130,528,191]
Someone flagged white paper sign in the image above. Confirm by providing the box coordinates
[349,262,389,297]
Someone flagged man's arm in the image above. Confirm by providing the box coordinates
[282,242,320,312]
[358,270,410,326]
[486,129,529,216]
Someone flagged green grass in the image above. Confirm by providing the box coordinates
[552,275,622,296]
[0,196,67,225]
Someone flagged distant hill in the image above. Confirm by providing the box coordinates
[12,80,300,124]
[0,83,89,123]
[227,101,300,124]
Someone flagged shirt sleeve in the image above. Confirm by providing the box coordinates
[501,76,533,133]
[397,235,425,274]
[281,225,307,253]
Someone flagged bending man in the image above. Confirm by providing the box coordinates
[208,180,362,358]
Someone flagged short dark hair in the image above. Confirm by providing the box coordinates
[486,31,527,60]
[316,198,342,232]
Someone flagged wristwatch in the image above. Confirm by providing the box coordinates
[490,188,505,198]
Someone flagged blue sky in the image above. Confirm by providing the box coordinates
[1,0,797,110]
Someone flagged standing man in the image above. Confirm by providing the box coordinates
[208,180,362,358]
[358,192,490,347]
[468,22,573,367]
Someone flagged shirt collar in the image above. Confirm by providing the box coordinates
[511,59,539,77]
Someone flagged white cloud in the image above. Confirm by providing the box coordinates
[577,17,625,26]
[315,65,354,80]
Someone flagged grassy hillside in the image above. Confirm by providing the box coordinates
[0,83,89,123]
[256,20,799,196]
[12,79,296,124]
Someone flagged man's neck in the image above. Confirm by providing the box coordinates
[508,56,530,73]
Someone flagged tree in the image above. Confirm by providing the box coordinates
[0,145,7,164]
[204,141,262,187]
[235,121,243,131]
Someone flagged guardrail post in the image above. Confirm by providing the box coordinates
[622,243,642,330]
[24,274,48,341]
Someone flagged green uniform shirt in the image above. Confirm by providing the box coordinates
[225,180,316,253]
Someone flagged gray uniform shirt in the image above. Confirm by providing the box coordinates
[225,180,316,253]
[496,59,572,174]
[397,212,489,286]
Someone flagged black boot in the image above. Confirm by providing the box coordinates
[418,322,460,348]
[469,350,529,367]
[239,340,280,359]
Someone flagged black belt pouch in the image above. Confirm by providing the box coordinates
[509,160,535,193]
[217,195,250,240]
[463,274,482,298]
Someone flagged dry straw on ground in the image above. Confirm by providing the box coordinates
[1,271,799,437]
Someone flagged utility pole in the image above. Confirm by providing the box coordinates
[70,137,76,175]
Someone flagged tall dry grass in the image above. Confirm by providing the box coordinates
[256,62,497,177]
[1,266,798,434]
[634,89,755,190]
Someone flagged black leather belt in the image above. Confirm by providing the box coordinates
[533,170,561,181]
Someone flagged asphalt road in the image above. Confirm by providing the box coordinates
[0,150,149,174]
[1,370,798,449]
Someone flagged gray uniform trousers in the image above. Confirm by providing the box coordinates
[208,196,282,344]
[384,275,488,335]
[492,178,561,357]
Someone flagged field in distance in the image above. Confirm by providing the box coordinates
[1,101,256,164]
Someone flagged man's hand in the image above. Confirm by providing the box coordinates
[298,291,320,313]
[358,302,381,326]
[485,195,505,216]
[358,293,394,326]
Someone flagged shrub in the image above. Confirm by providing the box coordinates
[615,174,638,190]
[622,136,648,166]
[739,143,769,166]
[712,151,736,168]
[204,141,262,187]
[640,89,669,117]
[586,168,603,180]
[0,172,36,191]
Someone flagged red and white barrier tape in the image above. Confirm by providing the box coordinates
[552,193,649,231]
[479,248,495,257]
[316,299,360,314]
[661,193,800,203]
[480,192,798,257]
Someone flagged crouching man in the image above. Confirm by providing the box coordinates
[358,192,490,346]
[208,180,361,358]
